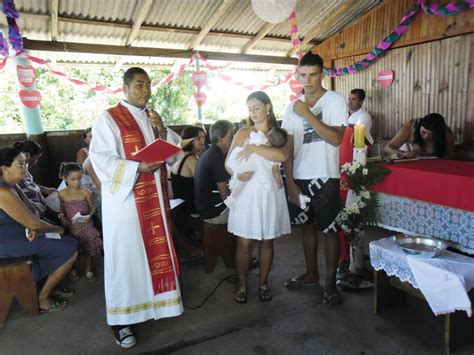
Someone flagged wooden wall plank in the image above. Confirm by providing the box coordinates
[332,36,471,145]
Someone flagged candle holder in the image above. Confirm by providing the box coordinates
[353,146,367,165]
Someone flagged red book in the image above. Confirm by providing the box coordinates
[130,139,181,163]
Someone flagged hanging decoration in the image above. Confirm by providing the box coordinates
[287,10,302,61]
[289,79,303,102]
[16,64,36,87]
[321,0,473,77]
[0,30,8,57]
[19,89,41,108]
[1,0,23,53]
[193,52,298,92]
[377,70,394,88]
[192,71,207,89]
[251,0,297,24]
[192,70,207,107]
[1,51,297,96]
[420,0,474,16]
[193,92,207,107]
[324,2,420,77]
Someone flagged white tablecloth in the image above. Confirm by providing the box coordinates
[370,237,474,316]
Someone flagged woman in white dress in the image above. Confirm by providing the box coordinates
[226,91,291,303]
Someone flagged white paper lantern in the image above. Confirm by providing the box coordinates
[251,0,297,24]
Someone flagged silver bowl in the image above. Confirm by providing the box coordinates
[394,235,448,258]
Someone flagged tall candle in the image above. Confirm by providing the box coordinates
[354,123,365,148]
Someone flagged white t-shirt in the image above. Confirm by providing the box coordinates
[348,108,374,145]
[282,91,348,179]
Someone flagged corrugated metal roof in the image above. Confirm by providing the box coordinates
[9,0,381,67]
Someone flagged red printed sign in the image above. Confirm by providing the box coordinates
[289,79,303,94]
[19,89,42,108]
[377,70,394,88]
[192,71,207,89]
[193,92,207,107]
[17,65,36,87]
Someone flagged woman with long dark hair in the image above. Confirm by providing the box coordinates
[0,147,78,313]
[385,113,455,158]
[226,91,290,303]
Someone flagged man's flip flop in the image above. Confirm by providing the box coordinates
[39,300,67,314]
[51,287,75,299]
[284,276,318,289]
[322,291,343,306]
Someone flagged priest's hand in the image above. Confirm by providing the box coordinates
[138,161,164,173]
[149,110,167,138]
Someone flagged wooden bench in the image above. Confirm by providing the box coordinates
[196,221,235,273]
[374,269,474,355]
[0,257,38,326]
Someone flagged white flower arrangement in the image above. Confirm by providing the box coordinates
[337,162,390,242]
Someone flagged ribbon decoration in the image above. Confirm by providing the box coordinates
[288,10,303,61]
[0,52,196,94]
[324,3,420,77]
[193,51,297,92]
[0,31,8,57]
[420,0,474,16]
[322,0,473,77]
[1,0,23,54]
[1,50,297,95]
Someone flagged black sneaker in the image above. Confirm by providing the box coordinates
[114,326,136,349]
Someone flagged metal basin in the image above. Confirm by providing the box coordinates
[394,235,448,258]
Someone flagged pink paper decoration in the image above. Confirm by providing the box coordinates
[377,70,394,88]
[193,92,207,107]
[19,89,42,108]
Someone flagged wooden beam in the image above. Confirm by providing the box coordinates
[125,0,153,46]
[322,24,474,61]
[50,0,59,41]
[241,22,276,54]
[23,39,299,65]
[189,0,236,50]
[287,0,356,57]
[19,11,311,45]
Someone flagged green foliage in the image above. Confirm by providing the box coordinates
[149,71,194,126]
[0,63,194,133]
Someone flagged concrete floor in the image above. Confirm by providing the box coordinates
[1,227,473,355]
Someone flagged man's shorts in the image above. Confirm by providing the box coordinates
[287,178,341,234]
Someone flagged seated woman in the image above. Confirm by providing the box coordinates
[76,127,92,165]
[0,147,78,313]
[171,125,206,214]
[384,113,455,159]
[170,125,206,260]
[13,140,59,222]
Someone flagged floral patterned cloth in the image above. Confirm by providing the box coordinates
[375,192,474,252]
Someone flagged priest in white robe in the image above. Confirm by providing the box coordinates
[90,67,183,349]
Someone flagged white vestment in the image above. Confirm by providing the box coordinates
[90,101,183,326]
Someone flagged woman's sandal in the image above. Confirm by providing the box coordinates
[69,269,80,282]
[234,286,247,304]
[86,271,97,283]
[259,284,272,302]
[322,291,343,306]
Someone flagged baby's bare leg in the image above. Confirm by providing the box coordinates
[272,166,282,189]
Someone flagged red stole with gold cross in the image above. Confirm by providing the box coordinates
[108,104,179,295]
